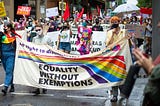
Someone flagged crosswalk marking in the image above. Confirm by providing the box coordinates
[10,92,54,96]
[67,95,107,100]
[0,83,4,87]
[0,91,108,100]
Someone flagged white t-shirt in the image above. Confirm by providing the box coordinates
[59,30,70,42]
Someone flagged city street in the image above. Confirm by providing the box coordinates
[0,0,155,105]
[0,61,149,106]
[0,65,119,106]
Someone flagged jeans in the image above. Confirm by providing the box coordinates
[1,43,15,87]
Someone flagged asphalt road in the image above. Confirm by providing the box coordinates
[0,64,147,106]
[0,65,117,106]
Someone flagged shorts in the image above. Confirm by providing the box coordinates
[59,42,71,52]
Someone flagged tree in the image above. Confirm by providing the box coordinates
[137,0,152,8]
[117,0,123,5]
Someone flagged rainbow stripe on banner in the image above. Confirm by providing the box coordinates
[14,37,132,90]
[18,50,127,83]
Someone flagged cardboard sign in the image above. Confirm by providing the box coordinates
[0,1,6,17]
[125,24,145,38]
[17,6,31,16]
[46,7,59,17]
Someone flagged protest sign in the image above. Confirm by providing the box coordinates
[17,6,31,16]
[14,37,132,90]
[46,7,59,17]
[125,24,145,38]
[0,1,6,17]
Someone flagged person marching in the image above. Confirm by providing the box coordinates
[75,19,93,55]
[31,24,52,95]
[105,16,129,102]
[0,23,21,95]
[57,22,72,54]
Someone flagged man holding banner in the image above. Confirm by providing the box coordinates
[31,24,52,95]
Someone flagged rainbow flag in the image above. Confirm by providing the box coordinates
[14,37,132,90]
[1,35,15,43]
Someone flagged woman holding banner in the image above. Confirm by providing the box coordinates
[0,22,21,95]
[105,16,129,102]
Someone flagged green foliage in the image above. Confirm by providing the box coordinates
[137,0,152,8]
[116,0,123,5]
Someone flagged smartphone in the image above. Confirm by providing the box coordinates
[130,37,138,48]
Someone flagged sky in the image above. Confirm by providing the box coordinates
[126,0,138,5]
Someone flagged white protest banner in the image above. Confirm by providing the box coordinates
[46,7,59,17]
[44,31,107,55]
[101,24,125,31]
[16,30,28,41]
[14,37,132,90]
[15,29,107,55]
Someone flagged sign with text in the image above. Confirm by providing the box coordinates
[43,31,107,55]
[17,6,31,16]
[46,7,59,17]
[14,37,132,90]
[0,1,6,17]
[125,24,145,38]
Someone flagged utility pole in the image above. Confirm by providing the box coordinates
[152,0,160,59]
[61,0,64,22]
[61,0,64,16]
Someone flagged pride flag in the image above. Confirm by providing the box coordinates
[62,3,70,21]
[1,35,15,43]
[13,37,132,90]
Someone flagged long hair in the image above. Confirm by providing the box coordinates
[5,23,21,38]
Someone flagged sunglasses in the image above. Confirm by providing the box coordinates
[35,29,41,32]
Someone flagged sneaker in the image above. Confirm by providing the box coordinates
[110,96,118,102]
[9,84,15,92]
[31,88,40,95]
[42,89,47,94]
[1,86,8,96]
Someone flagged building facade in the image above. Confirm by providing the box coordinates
[3,0,106,20]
